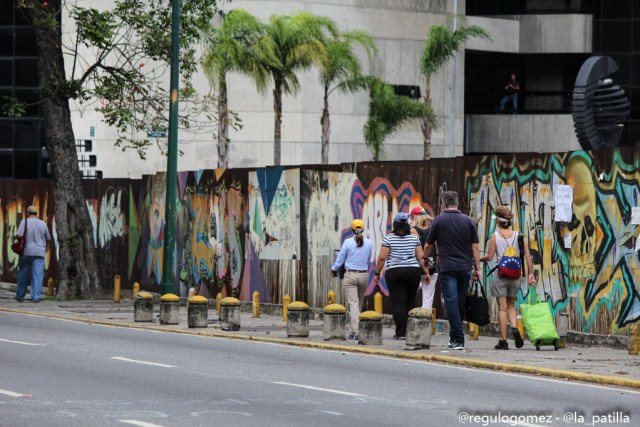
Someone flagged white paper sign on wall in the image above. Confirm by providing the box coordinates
[631,207,640,225]
[554,185,573,222]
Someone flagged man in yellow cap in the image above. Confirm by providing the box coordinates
[15,206,51,303]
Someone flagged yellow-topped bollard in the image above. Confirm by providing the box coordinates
[113,275,121,303]
[374,291,383,315]
[220,297,241,331]
[134,291,154,322]
[287,301,310,337]
[188,295,209,328]
[159,293,180,325]
[283,294,291,321]
[328,290,336,305]
[252,291,261,318]
[132,282,140,301]
[358,310,383,345]
[47,278,54,297]
[323,303,347,341]
[216,292,222,314]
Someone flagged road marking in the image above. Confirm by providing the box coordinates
[272,382,365,397]
[0,388,32,398]
[119,420,166,427]
[314,410,344,416]
[110,357,175,368]
[0,338,44,346]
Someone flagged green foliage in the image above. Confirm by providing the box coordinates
[420,24,490,78]
[264,12,339,96]
[363,80,431,161]
[319,29,377,96]
[23,0,222,158]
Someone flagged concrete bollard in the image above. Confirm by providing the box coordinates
[406,308,432,350]
[287,301,309,337]
[557,312,569,348]
[134,291,154,322]
[188,296,209,328]
[358,311,383,345]
[220,297,241,331]
[159,293,180,325]
[374,292,383,315]
[323,304,347,341]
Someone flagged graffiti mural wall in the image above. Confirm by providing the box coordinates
[1,148,638,336]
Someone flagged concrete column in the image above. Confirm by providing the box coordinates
[557,312,569,348]
[159,293,180,325]
[406,308,432,350]
[187,295,208,328]
[134,291,154,322]
[220,297,241,331]
[287,301,309,337]
[358,311,382,345]
[323,304,346,341]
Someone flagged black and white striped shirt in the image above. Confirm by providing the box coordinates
[381,233,421,270]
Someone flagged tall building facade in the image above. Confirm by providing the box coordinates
[3,1,637,178]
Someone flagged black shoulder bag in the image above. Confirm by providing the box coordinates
[465,279,490,326]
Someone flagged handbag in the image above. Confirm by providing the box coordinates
[11,217,28,255]
[465,278,490,326]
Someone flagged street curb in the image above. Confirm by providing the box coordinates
[2,306,639,390]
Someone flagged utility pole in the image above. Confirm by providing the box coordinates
[160,0,180,295]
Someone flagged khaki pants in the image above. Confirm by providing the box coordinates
[343,272,368,336]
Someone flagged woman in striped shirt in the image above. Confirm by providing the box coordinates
[374,212,429,339]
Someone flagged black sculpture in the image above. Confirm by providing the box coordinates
[572,56,630,150]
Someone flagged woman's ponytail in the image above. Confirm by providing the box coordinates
[354,230,364,247]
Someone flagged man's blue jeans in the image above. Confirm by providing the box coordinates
[499,93,518,112]
[17,256,45,302]
[439,270,472,345]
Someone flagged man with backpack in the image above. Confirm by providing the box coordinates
[423,192,481,350]
[480,206,536,350]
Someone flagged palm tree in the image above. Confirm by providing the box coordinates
[318,30,377,164]
[363,80,430,161]
[419,24,490,160]
[202,9,274,168]
[263,12,338,165]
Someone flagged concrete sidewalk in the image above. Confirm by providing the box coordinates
[1,283,639,389]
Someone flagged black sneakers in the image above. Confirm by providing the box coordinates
[512,328,524,348]
[495,339,509,350]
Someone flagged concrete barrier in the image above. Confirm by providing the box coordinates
[159,293,180,325]
[134,291,154,322]
[358,311,382,345]
[287,301,309,337]
[188,296,208,328]
[406,308,432,350]
[220,297,241,331]
[323,304,346,341]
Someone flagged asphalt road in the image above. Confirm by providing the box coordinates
[1,312,638,427]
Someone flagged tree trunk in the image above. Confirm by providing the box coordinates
[217,77,229,169]
[421,78,433,161]
[28,0,102,298]
[273,79,283,166]
[320,85,330,165]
